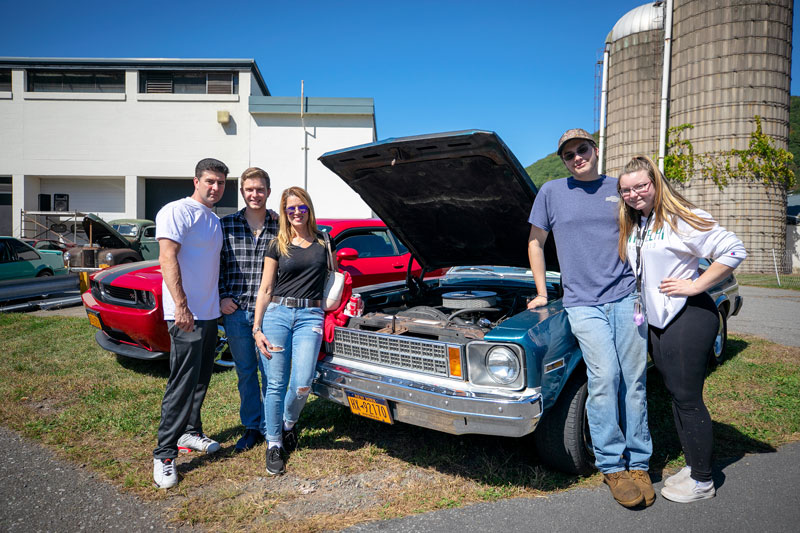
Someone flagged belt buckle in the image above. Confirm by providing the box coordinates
[285,296,299,308]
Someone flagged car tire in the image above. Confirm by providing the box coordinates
[36,270,54,277]
[214,324,235,370]
[708,306,728,367]
[534,372,595,476]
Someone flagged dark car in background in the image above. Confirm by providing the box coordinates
[64,215,159,272]
[0,236,68,280]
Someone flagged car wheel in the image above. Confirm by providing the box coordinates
[534,372,595,476]
[36,270,54,277]
[708,306,728,367]
[214,324,235,370]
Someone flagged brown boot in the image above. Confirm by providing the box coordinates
[603,471,644,508]
[629,469,656,506]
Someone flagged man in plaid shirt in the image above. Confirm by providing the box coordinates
[219,167,279,452]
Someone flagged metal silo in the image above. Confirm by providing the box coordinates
[602,0,793,273]
[603,2,665,176]
[669,0,793,273]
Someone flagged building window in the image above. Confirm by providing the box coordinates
[0,177,10,207]
[139,71,237,94]
[0,70,10,91]
[27,70,125,93]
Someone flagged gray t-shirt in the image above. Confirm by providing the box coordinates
[528,175,635,307]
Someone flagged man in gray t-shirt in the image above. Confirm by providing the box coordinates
[527,129,652,509]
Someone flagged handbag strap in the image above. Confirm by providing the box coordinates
[321,231,335,273]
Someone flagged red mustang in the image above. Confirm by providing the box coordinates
[82,218,441,363]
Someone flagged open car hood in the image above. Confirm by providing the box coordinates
[319,130,558,271]
[82,214,132,249]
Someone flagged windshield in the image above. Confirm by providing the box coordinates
[112,224,139,237]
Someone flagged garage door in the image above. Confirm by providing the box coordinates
[145,178,238,221]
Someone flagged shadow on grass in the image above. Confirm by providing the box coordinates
[289,338,772,492]
[115,354,170,378]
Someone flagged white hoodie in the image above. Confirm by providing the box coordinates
[626,208,746,329]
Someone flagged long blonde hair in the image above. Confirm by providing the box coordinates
[272,186,323,257]
[617,155,714,261]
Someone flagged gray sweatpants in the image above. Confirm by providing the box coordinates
[153,319,218,460]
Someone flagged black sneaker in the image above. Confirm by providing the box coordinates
[235,429,265,452]
[282,425,298,454]
[266,445,286,475]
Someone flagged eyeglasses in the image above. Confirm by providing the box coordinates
[619,182,651,197]
[562,143,593,162]
[285,205,309,215]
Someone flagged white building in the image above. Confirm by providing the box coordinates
[0,57,377,237]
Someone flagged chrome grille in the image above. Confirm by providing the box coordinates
[82,249,97,268]
[332,328,453,377]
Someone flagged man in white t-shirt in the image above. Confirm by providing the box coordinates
[152,158,227,489]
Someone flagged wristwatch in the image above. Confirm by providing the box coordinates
[252,327,261,338]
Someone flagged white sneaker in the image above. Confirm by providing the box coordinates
[177,432,220,454]
[153,458,178,489]
[661,476,715,503]
[664,466,692,488]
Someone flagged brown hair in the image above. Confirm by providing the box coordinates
[272,186,323,257]
[239,167,270,190]
[617,155,714,261]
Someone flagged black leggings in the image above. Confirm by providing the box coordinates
[649,292,718,483]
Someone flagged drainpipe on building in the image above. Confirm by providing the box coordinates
[657,0,674,173]
[301,80,309,190]
[598,43,610,175]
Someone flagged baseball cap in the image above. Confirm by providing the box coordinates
[557,128,596,156]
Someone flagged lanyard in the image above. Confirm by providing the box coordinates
[634,212,653,294]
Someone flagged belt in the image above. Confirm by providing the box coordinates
[271,296,322,308]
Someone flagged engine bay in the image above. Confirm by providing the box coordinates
[346,285,537,343]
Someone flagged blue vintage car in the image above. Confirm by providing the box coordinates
[315,130,742,475]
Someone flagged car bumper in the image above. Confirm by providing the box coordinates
[94,330,168,360]
[312,360,543,438]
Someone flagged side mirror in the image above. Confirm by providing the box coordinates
[337,247,359,262]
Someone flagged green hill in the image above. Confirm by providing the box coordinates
[789,96,800,192]
[525,153,566,189]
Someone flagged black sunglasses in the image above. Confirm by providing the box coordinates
[562,143,593,162]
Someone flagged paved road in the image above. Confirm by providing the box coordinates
[347,441,800,533]
[728,285,800,346]
[0,426,191,532]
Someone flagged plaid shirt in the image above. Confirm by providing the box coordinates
[218,208,279,312]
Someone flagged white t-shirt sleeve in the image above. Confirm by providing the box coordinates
[155,201,190,244]
[678,209,747,269]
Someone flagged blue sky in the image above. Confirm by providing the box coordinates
[2,0,798,166]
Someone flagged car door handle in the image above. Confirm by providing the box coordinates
[392,264,404,269]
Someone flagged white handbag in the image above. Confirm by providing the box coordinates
[322,232,345,311]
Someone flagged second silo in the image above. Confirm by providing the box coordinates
[602,0,793,273]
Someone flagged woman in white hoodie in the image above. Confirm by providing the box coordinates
[617,156,746,504]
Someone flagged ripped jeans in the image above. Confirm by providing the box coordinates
[259,302,325,442]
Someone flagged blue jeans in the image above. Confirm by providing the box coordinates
[565,291,651,473]
[223,309,267,434]
[260,302,325,442]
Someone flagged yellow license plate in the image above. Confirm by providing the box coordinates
[87,312,101,329]
[345,391,393,424]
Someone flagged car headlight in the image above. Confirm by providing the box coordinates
[104,252,114,263]
[64,251,71,262]
[485,346,520,385]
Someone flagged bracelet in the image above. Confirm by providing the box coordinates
[535,294,547,299]
[252,327,261,338]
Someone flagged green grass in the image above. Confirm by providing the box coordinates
[736,273,800,291]
[1,313,798,530]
